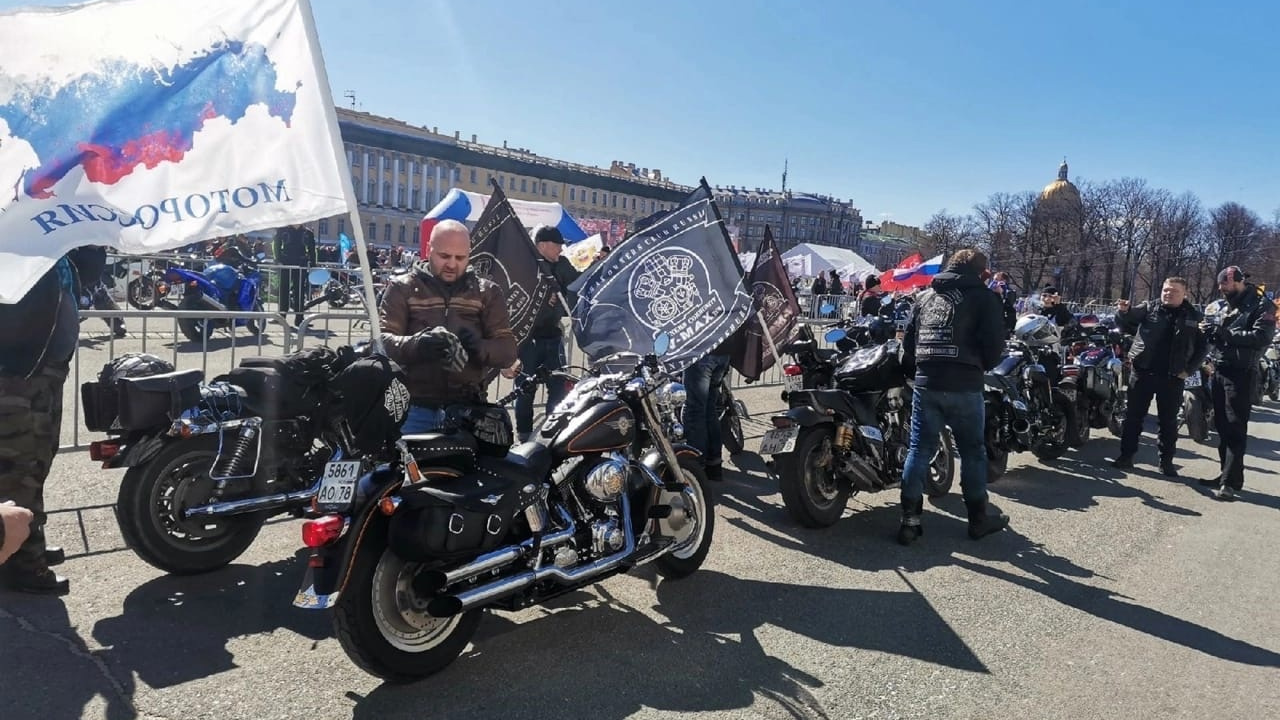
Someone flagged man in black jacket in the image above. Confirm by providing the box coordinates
[1198,266,1277,500]
[514,225,581,442]
[273,223,317,328]
[0,248,105,595]
[1111,277,1207,477]
[898,248,1009,545]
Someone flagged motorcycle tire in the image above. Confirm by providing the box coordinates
[177,297,215,343]
[777,427,851,528]
[654,455,717,579]
[720,410,745,456]
[924,428,956,498]
[1108,399,1125,438]
[333,538,482,683]
[1270,382,1279,402]
[1032,394,1078,462]
[1069,400,1092,448]
[246,300,266,336]
[1185,392,1209,443]
[127,277,157,310]
[116,436,267,575]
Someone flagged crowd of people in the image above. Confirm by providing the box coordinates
[0,220,1275,595]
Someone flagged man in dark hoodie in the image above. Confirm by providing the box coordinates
[898,248,1009,545]
[0,247,106,594]
[1197,266,1277,500]
[514,225,581,442]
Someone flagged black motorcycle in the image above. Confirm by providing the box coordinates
[717,374,749,455]
[763,327,955,528]
[295,339,715,682]
[1059,318,1122,446]
[80,288,344,575]
[1179,360,1212,443]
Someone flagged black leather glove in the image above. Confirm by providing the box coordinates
[454,327,481,359]
[410,329,452,362]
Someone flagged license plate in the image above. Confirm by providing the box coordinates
[1184,374,1201,388]
[316,461,361,511]
[760,427,800,454]
[784,374,804,391]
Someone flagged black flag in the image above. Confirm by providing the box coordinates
[571,180,752,373]
[469,181,552,347]
[729,226,802,380]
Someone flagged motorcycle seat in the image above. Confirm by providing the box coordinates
[403,432,479,465]
[477,442,554,488]
[814,348,840,363]
[780,339,816,354]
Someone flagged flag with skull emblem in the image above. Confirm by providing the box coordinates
[468,180,553,348]
[571,180,752,373]
[728,226,802,380]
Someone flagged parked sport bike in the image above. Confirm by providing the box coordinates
[762,324,955,528]
[80,289,344,574]
[1060,314,1122,446]
[294,336,715,682]
[983,313,1080,481]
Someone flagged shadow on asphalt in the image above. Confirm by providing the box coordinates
[350,567,982,720]
[715,435,1280,673]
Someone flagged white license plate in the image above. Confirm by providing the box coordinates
[760,427,800,454]
[1184,374,1201,388]
[316,461,362,510]
[784,374,804,391]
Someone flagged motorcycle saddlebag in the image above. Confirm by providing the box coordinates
[116,369,204,430]
[81,353,179,432]
[388,473,523,561]
[218,365,321,419]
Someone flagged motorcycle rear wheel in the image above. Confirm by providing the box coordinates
[127,277,157,310]
[117,436,266,575]
[1032,395,1077,461]
[333,543,482,683]
[720,410,745,456]
[777,427,850,528]
[1184,392,1210,443]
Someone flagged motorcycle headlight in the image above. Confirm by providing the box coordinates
[657,382,687,408]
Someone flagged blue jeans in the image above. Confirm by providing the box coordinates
[901,386,988,504]
[515,337,569,435]
[683,354,731,466]
[402,405,447,435]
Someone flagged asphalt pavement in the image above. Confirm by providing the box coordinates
[4,321,1279,719]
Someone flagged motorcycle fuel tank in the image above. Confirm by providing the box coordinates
[551,399,636,457]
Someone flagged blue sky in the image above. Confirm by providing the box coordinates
[3,0,1277,226]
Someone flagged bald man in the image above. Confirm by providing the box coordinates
[379,220,518,433]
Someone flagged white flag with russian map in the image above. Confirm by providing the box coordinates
[0,0,349,303]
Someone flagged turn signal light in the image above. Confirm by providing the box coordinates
[783,364,804,376]
[301,515,344,548]
[88,441,119,462]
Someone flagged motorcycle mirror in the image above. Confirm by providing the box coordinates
[824,327,848,343]
[308,268,332,287]
[256,252,267,261]
[653,331,671,357]
[819,302,836,315]
[881,294,894,306]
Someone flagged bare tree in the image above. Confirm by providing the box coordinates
[922,210,977,261]
[1140,191,1203,297]
[1209,202,1265,272]
[972,192,1022,271]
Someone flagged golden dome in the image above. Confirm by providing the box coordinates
[1039,159,1081,205]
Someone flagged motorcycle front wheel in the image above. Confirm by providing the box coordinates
[720,409,745,456]
[654,456,716,579]
[1032,395,1078,461]
[777,427,850,528]
[333,542,482,683]
[127,277,157,310]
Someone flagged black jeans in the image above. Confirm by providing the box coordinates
[276,268,307,325]
[1211,364,1256,490]
[1119,371,1184,461]
[515,337,569,436]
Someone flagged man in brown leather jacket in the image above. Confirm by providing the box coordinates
[380,220,518,433]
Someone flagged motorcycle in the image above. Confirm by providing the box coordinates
[1264,342,1280,402]
[170,251,267,342]
[1060,314,1122,445]
[762,324,955,528]
[983,312,1080,482]
[80,288,345,575]
[295,335,716,682]
[1179,360,1212,443]
[717,374,749,456]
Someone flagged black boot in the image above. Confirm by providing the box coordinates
[44,546,66,567]
[965,499,1009,540]
[1110,453,1134,469]
[1160,458,1178,478]
[897,497,924,546]
[3,565,70,596]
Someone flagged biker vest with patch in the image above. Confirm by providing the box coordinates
[914,288,983,371]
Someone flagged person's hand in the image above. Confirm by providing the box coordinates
[454,327,481,359]
[1117,299,1130,313]
[409,329,452,362]
[0,502,33,565]
[501,360,522,380]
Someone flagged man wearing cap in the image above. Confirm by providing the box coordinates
[1039,285,1075,327]
[1198,266,1276,500]
[514,225,582,442]
[858,275,883,317]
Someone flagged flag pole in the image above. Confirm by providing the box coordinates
[757,310,785,368]
[297,0,383,352]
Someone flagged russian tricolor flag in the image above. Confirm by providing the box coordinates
[879,253,944,292]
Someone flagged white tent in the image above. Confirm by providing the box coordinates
[782,243,876,279]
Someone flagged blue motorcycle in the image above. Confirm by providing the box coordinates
[161,251,266,342]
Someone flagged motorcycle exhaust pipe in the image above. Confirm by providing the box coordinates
[427,495,636,618]
[1010,418,1033,447]
[183,479,320,519]
[414,506,576,595]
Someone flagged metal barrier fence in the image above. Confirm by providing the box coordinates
[68,305,833,450]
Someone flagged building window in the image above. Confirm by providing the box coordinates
[592,191,598,205]
[611,195,617,208]
[551,186,557,198]
[399,225,407,244]
[412,227,420,246]
[540,182,547,195]
[570,188,576,201]
[382,182,390,203]
[384,223,392,244]
[631,198,636,210]
[367,181,375,199]
[509,177,516,190]
[521,178,527,192]
[368,222,377,241]
[397,188,406,207]
[337,218,345,236]
[318,219,329,237]
[411,190,419,208]
[650,201,655,212]
[470,169,477,184]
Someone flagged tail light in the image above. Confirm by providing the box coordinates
[301,515,345,547]
[783,364,804,377]
[1062,366,1081,378]
[771,416,795,428]
[89,441,119,463]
